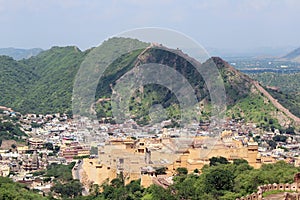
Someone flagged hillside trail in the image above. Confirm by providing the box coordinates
[0,106,13,112]
[263,192,285,200]
[252,81,300,126]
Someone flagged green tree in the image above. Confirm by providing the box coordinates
[44,142,53,150]
[146,185,176,200]
[209,156,229,166]
[233,159,248,165]
[0,176,47,199]
[286,126,295,135]
[176,167,188,176]
[51,180,83,198]
[11,143,16,149]
[90,184,100,197]
[155,167,167,175]
[273,135,287,142]
[204,167,234,195]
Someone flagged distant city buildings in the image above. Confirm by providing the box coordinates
[0,109,299,194]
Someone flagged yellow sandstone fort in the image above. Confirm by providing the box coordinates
[80,129,276,188]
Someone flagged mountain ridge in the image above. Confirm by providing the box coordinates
[0,47,43,60]
[282,47,300,62]
[0,38,298,128]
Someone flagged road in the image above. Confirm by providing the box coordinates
[72,160,89,196]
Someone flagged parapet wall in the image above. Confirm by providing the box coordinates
[236,183,300,200]
[237,173,300,200]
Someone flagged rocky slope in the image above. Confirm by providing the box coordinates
[0,38,298,128]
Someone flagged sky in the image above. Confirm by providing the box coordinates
[1,0,300,55]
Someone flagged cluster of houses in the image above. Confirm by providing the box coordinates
[0,108,299,194]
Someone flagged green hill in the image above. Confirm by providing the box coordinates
[19,46,87,114]
[0,55,36,109]
[0,47,86,114]
[0,48,43,60]
[249,72,300,118]
[249,72,300,94]
[0,38,298,128]
[282,47,300,62]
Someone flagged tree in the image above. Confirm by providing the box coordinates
[51,180,83,198]
[126,179,144,199]
[0,176,47,199]
[44,142,53,150]
[53,145,60,154]
[147,185,176,200]
[176,167,188,176]
[267,140,277,149]
[11,144,16,149]
[101,176,130,200]
[209,156,229,166]
[233,159,248,165]
[111,177,124,188]
[46,162,75,181]
[286,126,295,135]
[172,174,200,199]
[90,184,100,197]
[155,167,167,175]
[204,167,234,195]
[273,135,287,142]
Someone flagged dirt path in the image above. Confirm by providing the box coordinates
[253,81,300,125]
[0,106,13,112]
[264,193,285,200]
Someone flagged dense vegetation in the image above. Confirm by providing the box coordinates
[227,92,282,130]
[266,88,300,118]
[45,162,76,181]
[0,38,296,127]
[249,72,300,118]
[96,49,276,126]
[19,46,87,114]
[0,176,47,199]
[0,162,82,199]
[0,115,27,146]
[0,38,148,115]
[0,56,36,109]
[0,47,43,60]
[46,162,84,199]
[0,48,86,114]
[249,72,300,94]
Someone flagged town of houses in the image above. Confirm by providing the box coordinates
[0,108,299,195]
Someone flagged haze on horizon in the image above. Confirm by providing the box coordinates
[1,0,300,56]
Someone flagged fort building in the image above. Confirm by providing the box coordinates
[81,132,266,188]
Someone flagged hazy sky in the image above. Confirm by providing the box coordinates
[1,0,299,52]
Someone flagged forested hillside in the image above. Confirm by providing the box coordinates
[0,176,47,199]
[249,73,300,118]
[0,56,36,109]
[0,38,298,128]
[19,46,87,114]
[0,48,43,60]
[249,73,300,94]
